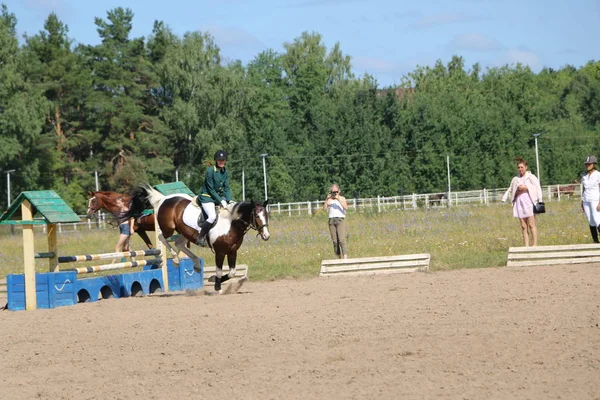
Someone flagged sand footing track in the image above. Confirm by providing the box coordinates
[1,264,599,399]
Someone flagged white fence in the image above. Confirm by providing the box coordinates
[269,183,581,216]
[0,183,581,233]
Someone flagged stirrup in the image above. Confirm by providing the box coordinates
[196,235,207,247]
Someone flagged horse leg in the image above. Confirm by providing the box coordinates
[136,228,153,249]
[226,251,237,280]
[173,235,202,273]
[222,251,247,295]
[214,252,226,292]
[158,234,180,266]
[216,252,236,285]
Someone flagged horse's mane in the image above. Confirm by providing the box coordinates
[229,201,255,222]
[95,191,124,196]
[93,191,130,203]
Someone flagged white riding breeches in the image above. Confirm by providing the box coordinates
[583,200,600,226]
[202,202,217,223]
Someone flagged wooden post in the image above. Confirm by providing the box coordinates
[47,223,58,272]
[155,209,169,293]
[22,200,37,310]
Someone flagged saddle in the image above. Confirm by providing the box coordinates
[197,211,218,231]
[194,196,219,232]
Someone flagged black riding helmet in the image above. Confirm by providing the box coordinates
[214,150,228,161]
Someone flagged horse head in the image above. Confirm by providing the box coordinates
[86,191,131,219]
[86,191,100,219]
[251,200,270,241]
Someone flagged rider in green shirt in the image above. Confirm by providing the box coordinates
[196,150,232,244]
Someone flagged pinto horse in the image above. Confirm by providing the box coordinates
[86,191,155,249]
[125,184,270,293]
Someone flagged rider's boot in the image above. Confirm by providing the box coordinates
[590,225,599,243]
[196,220,212,247]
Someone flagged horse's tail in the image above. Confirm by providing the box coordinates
[128,185,151,215]
[125,183,164,218]
[142,183,165,209]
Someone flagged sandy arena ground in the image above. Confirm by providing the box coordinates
[0,264,599,400]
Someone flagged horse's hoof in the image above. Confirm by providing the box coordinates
[207,275,216,283]
[193,266,202,274]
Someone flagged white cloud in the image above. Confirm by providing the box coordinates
[203,25,264,48]
[409,13,472,29]
[448,34,504,52]
[499,47,543,70]
[352,55,440,87]
[201,25,268,64]
[353,56,398,73]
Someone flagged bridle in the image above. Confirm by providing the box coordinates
[87,196,99,215]
[239,206,269,235]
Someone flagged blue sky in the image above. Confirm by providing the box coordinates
[4,0,599,87]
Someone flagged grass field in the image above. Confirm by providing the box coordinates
[0,199,591,281]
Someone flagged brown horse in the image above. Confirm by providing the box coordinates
[428,193,447,207]
[126,184,270,293]
[86,191,155,249]
[551,180,580,199]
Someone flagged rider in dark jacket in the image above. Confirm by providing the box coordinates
[196,150,232,244]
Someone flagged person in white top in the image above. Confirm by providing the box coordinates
[581,155,600,243]
[323,183,349,259]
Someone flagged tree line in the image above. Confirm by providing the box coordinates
[0,5,598,213]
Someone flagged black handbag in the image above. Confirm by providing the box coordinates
[533,201,545,214]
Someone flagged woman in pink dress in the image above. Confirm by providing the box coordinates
[502,157,543,246]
